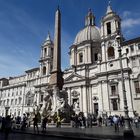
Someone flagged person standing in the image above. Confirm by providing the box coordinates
[4,115,12,140]
[21,114,27,130]
[98,116,102,127]
[56,115,61,128]
[41,117,48,132]
[119,115,124,127]
[113,115,119,132]
[134,116,139,128]
[33,115,39,133]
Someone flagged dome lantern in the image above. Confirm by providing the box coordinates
[85,9,95,26]
[43,31,53,46]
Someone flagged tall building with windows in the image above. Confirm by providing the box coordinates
[0,5,140,117]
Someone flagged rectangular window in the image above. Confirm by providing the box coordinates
[7,99,9,106]
[134,81,140,94]
[111,85,116,95]
[126,48,129,54]
[41,95,44,102]
[138,43,140,50]
[19,98,22,104]
[94,53,98,61]
[130,45,134,52]
[11,99,13,105]
[79,53,83,63]
[112,99,118,111]
[106,22,111,35]
[44,48,47,56]
[132,57,137,67]
[15,99,17,105]
[27,99,31,106]
[117,21,120,29]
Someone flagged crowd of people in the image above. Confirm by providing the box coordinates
[0,112,140,134]
[71,113,140,132]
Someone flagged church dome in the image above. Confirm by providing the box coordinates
[74,25,101,45]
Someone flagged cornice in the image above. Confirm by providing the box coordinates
[0,82,26,90]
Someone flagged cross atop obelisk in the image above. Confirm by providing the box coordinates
[49,7,63,90]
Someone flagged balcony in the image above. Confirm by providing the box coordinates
[109,94,119,99]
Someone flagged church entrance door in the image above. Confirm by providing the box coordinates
[94,103,98,116]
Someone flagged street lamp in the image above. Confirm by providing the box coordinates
[116,35,134,137]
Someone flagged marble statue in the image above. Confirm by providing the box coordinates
[41,87,70,122]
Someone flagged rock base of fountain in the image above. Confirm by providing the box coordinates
[41,86,72,123]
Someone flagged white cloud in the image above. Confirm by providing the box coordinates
[0,54,30,77]
[121,10,140,29]
[122,11,131,18]
[122,18,140,28]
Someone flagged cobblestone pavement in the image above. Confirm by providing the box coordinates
[10,125,140,140]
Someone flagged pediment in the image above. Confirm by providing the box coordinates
[64,72,84,82]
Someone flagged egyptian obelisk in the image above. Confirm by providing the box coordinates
[49,7,63,90]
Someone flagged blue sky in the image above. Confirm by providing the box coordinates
[0,0,140,77]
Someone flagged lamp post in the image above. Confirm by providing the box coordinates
[116,35,134,137]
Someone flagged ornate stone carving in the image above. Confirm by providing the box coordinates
[41,87,70,119]
[71,90,80,97]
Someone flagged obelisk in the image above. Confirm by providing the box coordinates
[49,7,63,90]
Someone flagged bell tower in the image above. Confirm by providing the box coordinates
[101,2,121,40]
[100,2,122,62]
[39,32,53,76]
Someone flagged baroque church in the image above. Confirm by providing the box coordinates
[0,4,140,117]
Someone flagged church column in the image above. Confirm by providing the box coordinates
[85,46,88,63]
[80,86,83,112]
[67,87,72,106]
[86,85,90,114]
[118,78,124,113]
[74,48,77,66]
[101,42,106,62]
[102,80,110,113]
[40,49,43,59]
[125,77,134,116]
[107,80,111,115]
[89,85,92,114]
[71,49,74,66]
[47,61,51,75]
[82,85,88,117]
[87,45,91,63]
[98,81,104,114]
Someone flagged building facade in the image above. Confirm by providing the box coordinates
[0,5,140,117]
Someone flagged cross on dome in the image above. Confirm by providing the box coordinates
[106,0,113,14]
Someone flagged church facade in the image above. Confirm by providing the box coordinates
[0,5,140,117]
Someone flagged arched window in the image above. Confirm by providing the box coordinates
[108,47,115,59]
[106,22,111,35]
[79,53,83,63]
[43,67,46,75]
[44,48,47,57]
